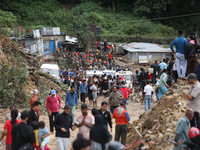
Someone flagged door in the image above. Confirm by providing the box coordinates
[49,41,55,54]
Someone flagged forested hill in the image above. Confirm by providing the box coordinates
[0,0,200,38]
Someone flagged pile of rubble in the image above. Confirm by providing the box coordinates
[0,35,68,109]
[127,79,190,150]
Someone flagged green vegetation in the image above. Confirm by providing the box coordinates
[0,0,177,40]
[0,53,29,107]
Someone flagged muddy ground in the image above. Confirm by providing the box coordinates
[0,93,156,150]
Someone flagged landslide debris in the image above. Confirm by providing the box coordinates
[0,35,68,110]
[127,79,190,150]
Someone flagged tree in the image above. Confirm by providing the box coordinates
[67,16,92,51]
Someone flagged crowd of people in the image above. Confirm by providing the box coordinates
[1,29,200,150]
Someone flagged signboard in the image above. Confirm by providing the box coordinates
[33,29,40,38]
[41,27,60,35]
[43,36,58,41]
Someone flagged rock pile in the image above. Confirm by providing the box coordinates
[127,79,191,150]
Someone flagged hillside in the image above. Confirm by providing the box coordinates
[0,0,176,39]
[0,35,67,110]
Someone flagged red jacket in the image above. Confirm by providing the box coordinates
[119,85,131,100]
[108,54,112,59]
[113,107,130,125]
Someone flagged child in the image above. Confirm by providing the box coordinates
[38,121,49,150]
[143,80,153,111]
[173,60,178,82]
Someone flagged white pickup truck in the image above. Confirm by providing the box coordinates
[40,63,60,79]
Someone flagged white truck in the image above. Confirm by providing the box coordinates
[86,70,104,77]
[40,63,60,79]
[115,71,133,90]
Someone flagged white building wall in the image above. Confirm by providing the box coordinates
[129,52,171,62]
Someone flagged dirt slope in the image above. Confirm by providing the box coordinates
[127,79,190,150]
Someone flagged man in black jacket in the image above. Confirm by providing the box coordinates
[54,104,73,150]
[12,111,35,150]
[27,101,41,125]
[185,34,200,75]
[98,101,112,132]
[152,61,160,84]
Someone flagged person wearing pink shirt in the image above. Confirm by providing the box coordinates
[46,90,61,133]
[73,104,95,139]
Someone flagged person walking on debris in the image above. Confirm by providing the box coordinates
[65,85,78,122]
[173,59,178,82]
[73,104,95,139]
[174,108,194,150]
[170,29,188,79]
[113,99,130,146]
[46,90,61,133]
[79,79,88,103]
[108,52,113,64]
[157,69,169,100]
[108,86,123,114]
[54,105,73,150]
[104,39,107,53]
[143,80,153,111]
[187,73,200,129]
[185,33,200,75]
[30,89,41,116]
[152,61,160,84]
[159,59,167,72]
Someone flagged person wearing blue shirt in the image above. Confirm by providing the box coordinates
[79,79,88,103]
[69,70,74,78]
[170,29,188,79]
[159,59,167,71]
[64,69,68,76]
[65,86,78,122]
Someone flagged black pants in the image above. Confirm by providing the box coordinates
[115,124,128,146]
[108,59,111,64]
[110,106,118,114]
[173,70,178,82]
[152,72,156,84]
[49,112,59,132]
[190,111,200,130]
[81,93,86,103]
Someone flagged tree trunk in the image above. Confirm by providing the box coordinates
[112,0,116,13]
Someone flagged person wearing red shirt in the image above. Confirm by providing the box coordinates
[108,53,113,64]
[113,99,130,146]
[119,81,131,110]
[46,90,61,133]
[0,109,21,150]
[30,89,41,116]
[96,41,99,48]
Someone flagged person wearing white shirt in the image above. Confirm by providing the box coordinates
[90,82,99,108]
[143,80,153,111]
[5,105,21,121]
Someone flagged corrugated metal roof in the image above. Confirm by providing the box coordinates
[121,42,171,52]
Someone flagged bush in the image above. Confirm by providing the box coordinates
[0,53,29,108]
